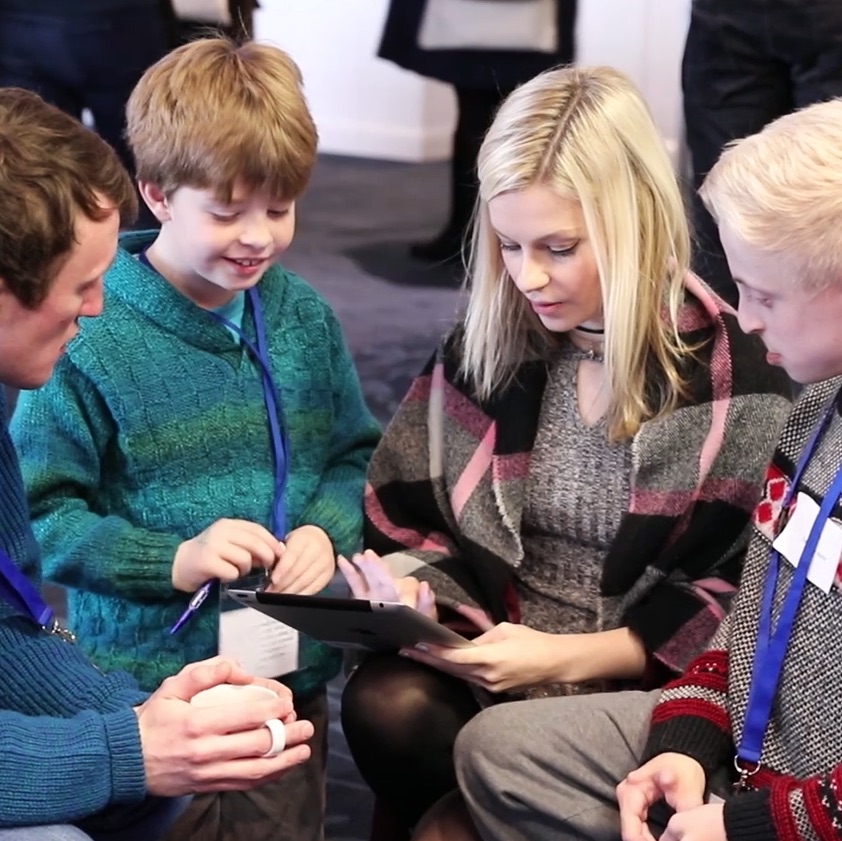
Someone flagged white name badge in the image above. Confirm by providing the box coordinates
[219,607,299,678]
[772,491,842,594]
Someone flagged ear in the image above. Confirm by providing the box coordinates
[0,277,17,326]
[138,181,173,223]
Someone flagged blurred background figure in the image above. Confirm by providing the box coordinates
[682,0,842,304]
[377,0,578,264]
[0,0,171,178]
[167,0,257,43]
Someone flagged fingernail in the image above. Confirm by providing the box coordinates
[415,643,429,652]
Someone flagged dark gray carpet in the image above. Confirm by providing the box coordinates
[39,154,465,839]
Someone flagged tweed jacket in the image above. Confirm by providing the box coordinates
[365,276,793,677]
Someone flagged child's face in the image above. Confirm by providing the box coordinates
[150,181,295,308]
[720,220,842,385]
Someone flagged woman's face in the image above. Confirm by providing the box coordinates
[488,184,603,333]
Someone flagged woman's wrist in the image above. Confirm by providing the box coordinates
[549,627,648,684]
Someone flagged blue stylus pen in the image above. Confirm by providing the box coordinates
[170,579,215,634]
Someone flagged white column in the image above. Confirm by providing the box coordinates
[255,0,456,161]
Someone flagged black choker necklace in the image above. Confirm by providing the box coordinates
[575,324,605,335]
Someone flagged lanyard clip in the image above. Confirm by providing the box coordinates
[733,756,760,793]
[43,616,76,644]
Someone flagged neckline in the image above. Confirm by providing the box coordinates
[561,338,604,363]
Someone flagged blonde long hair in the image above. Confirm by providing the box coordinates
[461,65,693,440]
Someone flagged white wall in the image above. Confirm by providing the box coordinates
[255,0,691,163]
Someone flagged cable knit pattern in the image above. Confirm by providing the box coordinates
[0,390,148,827]
[644,378,842,841]
[12,231,381,694]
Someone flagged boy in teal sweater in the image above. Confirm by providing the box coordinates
[12,38,380,841]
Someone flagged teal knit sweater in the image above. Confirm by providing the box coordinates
[0,390,148,827]
[12,232,380,694]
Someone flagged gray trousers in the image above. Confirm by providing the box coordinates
[455,690,663,841]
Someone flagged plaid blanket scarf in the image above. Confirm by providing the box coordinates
[365,276,793,676]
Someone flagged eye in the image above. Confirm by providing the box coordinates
[548,242,578,257]
[749,290,773,308]
[268,208,290,219]
[499,242,520,253]
[210,212,238,222]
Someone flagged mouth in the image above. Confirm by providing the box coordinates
[226,257,267,267]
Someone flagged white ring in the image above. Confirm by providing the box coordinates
[262,718,286,757]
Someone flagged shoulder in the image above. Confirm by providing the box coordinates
[782,378,842,443]
[678,276,791,402]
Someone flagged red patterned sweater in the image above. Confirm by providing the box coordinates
[644,377,842,841]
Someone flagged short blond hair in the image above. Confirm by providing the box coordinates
[462,65,692,440]
[126,38,317,200]
[700,98,842,290]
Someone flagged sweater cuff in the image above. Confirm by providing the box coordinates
[102,707,148,805]
[643,715,733,777]
[723,789,776,841]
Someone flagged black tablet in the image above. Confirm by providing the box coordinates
[226,589,472,651]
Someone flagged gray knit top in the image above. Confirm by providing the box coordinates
[516,348,632,695]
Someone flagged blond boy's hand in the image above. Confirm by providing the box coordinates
[264,525,336,595]
[172,518,284,593]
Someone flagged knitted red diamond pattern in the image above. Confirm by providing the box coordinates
[754,464,789,541]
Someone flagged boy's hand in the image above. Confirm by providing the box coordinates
[661,803,726,841]
[264,525,336,595]
[617,753,706,841]
[172,519,283,592]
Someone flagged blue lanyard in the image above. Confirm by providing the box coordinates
[208,287,289,540]
[0,548,75,641]
[136,251,289,540]
[735,399,842,786]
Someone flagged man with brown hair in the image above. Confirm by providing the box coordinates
[0,87,314,841]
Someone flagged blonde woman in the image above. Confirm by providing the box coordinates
[339,65,792,840]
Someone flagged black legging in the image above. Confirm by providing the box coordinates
[341,654,481,832]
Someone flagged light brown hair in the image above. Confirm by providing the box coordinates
[0,88,137,308]
[126,38,318,201]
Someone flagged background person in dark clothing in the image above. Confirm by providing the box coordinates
[0,0,171,176]
[377,0,578,263]
[683,0,842,305]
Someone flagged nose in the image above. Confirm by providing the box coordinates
[238,216,273,250]
[81,279,105,318]
[512,254,549,294]
[736,298,764,336]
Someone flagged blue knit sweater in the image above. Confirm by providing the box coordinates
[0,390,148,827]
[12,232,380,694]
